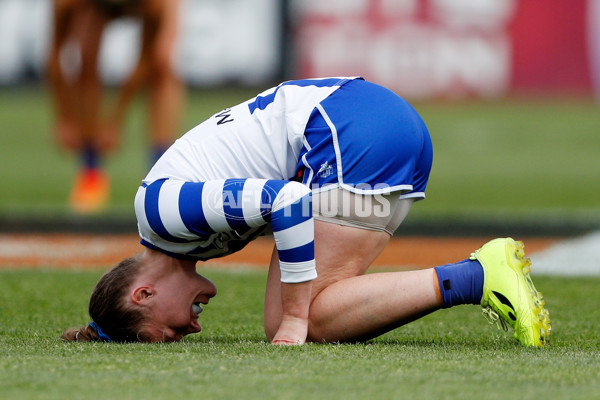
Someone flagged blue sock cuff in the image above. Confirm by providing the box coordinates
[81,145,100,170]
[435,259,484,308]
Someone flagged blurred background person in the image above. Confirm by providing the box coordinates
[47,0,184,214]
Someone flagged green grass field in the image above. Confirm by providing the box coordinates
[0,268,599,400]
[1,87,599,399]
[1,87,599,225]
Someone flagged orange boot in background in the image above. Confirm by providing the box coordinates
[69,168,110,214]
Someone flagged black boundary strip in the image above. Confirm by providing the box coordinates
[0,214,597,237]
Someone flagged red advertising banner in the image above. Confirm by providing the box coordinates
[510,0,592,94]
[292,0,595,98]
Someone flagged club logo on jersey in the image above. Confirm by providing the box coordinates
[215,108,234,125]
[317,161,333,178]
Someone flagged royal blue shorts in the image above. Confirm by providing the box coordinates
[297,79,433,199]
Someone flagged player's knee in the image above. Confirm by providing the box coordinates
[149,50,175,82]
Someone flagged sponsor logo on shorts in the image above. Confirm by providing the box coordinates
[317,162,333,178]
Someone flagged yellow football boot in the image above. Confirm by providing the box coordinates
[470,238,551,347]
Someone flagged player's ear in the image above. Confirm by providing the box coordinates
[131,286,155,305]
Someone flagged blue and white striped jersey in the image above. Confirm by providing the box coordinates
[136,77,360,283]
[135,178,316,283]
[135,76,432,283]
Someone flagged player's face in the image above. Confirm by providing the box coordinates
[141,267,217,342]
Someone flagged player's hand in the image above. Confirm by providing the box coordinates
[271,281,312,345]
[271,315,308,346]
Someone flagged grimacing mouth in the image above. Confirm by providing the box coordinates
[192,302,204,316]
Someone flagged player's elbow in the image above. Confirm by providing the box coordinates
[272,181,311,212]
